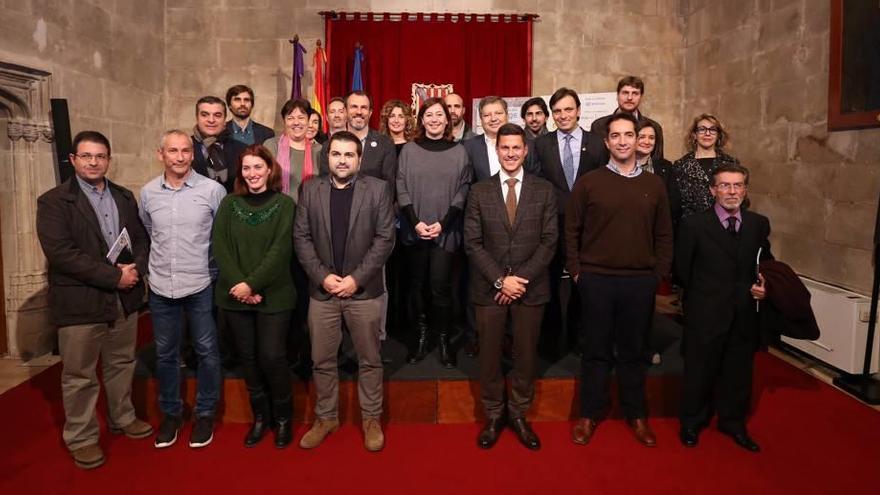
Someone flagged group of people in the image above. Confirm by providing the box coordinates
[36,75,772,470]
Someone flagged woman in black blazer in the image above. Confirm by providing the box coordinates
[636,119,680,222]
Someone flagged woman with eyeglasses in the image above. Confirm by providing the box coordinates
[671,114,739,229]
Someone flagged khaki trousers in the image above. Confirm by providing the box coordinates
[308,296,383,419]
[57,301,138,451]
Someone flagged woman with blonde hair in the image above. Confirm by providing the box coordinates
[671,113,739,228]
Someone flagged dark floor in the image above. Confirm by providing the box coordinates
[135,312,684,381]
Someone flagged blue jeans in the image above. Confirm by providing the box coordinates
[150,286,221,418]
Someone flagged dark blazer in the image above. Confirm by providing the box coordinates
[532,128,609,213]
[674,208,773,346]
[462,134,540,183]
[319,129,397,189]
[464,173,558,306]
[293,175,395,301]
[591,111,665,157]
[192,133,248,193]
[225,120,275,145]
[36,178,150,326]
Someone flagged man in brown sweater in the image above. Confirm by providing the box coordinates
[565,113,673,448]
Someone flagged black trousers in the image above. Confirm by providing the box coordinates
[406,242,455,322]
[226,309,293,420]
[578,272,656,420]
[680,314,756,434]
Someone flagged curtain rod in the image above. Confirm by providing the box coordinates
[318,11,539,21]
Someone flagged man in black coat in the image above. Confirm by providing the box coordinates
[590,75,664,156]
[674,163,772,452]
[191,95,247,193]
[36,131,153,470]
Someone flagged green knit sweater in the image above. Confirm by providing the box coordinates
[212,192,296,312]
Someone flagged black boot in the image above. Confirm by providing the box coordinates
[273,398,293,448]
[436,308,457,368]
[406,313,430,364]
[274,418,292,448]
[244,414,269,447]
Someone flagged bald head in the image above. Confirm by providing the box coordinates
[444,93,465,127]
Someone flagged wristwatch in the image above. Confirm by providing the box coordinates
[493,276,504,290]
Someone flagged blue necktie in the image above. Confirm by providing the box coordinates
[563,134,575,190]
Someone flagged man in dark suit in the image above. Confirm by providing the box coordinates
[191,95,247,193]
[294,131,395,453]
[590,76,664,156]
[36,131,153,470]
[675,163,772,452]
[465,124,557,451]
[319,91,397,188]
[532,87,609,357]
[464,96,543,182]
[445,92,476,142]
[225,84,275,145]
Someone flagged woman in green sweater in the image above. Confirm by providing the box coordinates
[212,144,296,448]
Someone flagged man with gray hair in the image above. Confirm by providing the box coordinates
[140,130,226,450]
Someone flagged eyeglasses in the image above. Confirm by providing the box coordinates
[75,153,109,162]
[695,126,718,135]
[713,182,745,191]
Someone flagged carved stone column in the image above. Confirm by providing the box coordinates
[1,62,56,359]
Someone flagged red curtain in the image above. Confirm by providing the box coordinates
[325,12,533,128]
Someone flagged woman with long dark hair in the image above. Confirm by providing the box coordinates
[397,97,472,367]
[212,145,296,448]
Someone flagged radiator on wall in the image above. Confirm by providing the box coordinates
[781,278,879,374]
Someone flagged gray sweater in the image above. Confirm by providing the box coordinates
[397,139,472,252]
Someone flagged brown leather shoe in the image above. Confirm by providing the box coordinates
[70,444,105,470]
[572,418,598,445]
[626,418,657,447]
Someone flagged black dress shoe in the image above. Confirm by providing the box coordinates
[244,415,269,447]
[679,428,699,448]
[464,339,479,358]
[719,428,760,452]
[477,417,505,449]
[510,417,541,451]
[274,419,293,449]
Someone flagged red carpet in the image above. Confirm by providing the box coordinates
[1,353,878,494]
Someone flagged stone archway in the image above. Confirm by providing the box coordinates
[0,61,56,359]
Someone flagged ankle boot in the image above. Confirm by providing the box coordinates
[274,418,292,448]
[435,308,457,368]
[244,414,269,447]
[407,324,429,364]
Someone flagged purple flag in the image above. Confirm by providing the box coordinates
[292,40,307,99]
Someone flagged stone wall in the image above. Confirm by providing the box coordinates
[164,0,686,156]
[684,0,880,294]
[0,0,165,357]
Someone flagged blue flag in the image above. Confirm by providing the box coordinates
[351,45,364,92]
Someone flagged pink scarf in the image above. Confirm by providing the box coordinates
[277,135,315,196]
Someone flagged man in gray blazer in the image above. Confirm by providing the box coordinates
[294,131,395,452]
[464,124,558,451]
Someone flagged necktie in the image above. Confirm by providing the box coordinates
[505,178,518,226]
[726,216,737,235]
[562,134,575,190]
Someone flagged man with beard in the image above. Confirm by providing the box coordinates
[225,85,275,145]
[445,92,476,143]
[521,97,549,141]
[191,96,247,193]
[566,114,672,448]
[319,91,396,187]
[294,131,395,452]
[590,76,664,155]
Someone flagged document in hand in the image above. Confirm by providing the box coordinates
[106,227,134,264]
